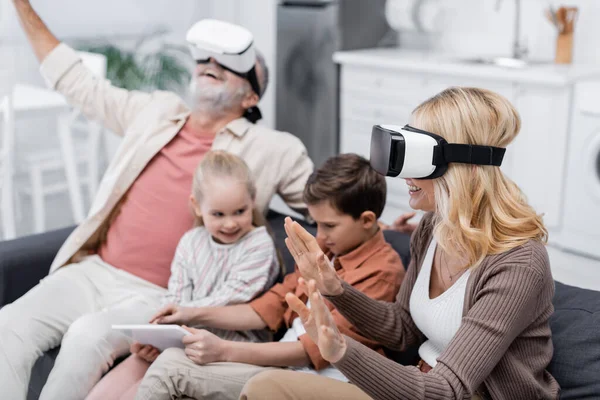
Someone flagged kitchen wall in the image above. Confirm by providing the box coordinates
[204,0,600,68]
[420,0,600,64]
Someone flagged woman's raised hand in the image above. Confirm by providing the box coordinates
[284,217,343,296]
[285,279,347,363]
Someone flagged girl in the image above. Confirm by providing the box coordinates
[243,87,560,400]
[86,150,280,400]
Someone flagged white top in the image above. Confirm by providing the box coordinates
[409,239,471,367]
[164,226,280,342]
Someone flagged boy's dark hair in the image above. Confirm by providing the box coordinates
[303,153,386,219]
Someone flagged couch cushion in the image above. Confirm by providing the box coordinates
[27,347,59,400]
[549,281,600,399]
[383,230,411,269]
[0,226,75,306]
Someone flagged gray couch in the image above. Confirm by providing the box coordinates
[0,210,598,399]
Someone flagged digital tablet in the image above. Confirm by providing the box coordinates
[112,324,191,351]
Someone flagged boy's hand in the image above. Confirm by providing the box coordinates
[131,342,160,363]
[284,217,343,297]
[182,326,228,365]
[150,304,196,325]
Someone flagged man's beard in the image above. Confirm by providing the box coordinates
[187,78,248,116]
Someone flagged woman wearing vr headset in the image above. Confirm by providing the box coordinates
[241,87,559,400]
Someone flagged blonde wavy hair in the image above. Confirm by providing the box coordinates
[411,87,547,269]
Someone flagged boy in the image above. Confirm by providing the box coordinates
[134,154,405,400]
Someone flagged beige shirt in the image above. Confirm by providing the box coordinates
[41,43,314,273]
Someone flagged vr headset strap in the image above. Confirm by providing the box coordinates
[433,144,506,166]
[195,60,261,97]
[243,106,262,123]
[234,66,262,122]
[244,67,261,98]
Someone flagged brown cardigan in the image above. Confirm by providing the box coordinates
[328,213,560,400]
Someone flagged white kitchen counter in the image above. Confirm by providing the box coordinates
[334,48,600,87]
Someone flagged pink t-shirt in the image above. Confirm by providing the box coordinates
[98,123,213,288]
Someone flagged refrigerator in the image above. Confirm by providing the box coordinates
[275,0,395,169]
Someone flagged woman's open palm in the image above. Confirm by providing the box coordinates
[284,217,343,296]
[285,279,347,363]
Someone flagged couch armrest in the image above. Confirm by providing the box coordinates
[0,226,75,307]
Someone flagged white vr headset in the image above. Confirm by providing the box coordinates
[186,19,262,121]
[370,124,507,179]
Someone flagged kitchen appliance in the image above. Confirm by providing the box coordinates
[559,82,600,259]
[275,0,395,168]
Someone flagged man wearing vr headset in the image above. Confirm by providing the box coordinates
[1,2,313,399]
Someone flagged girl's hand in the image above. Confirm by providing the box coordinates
[284,217,343,297]
[286,280,347,363]
[131,342,160,363]
[182,326,228,365]
[150,304,195,325]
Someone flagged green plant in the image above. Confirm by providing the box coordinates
[76,29,192,94]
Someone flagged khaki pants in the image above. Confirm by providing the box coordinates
[240,370,485,400]
[0,255,165,400]
[135,348,277,400]
[240,370,372,400]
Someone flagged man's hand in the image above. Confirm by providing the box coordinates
[131,342,160,363]
[149,304,197,325]
[12,0,61,61]
[182,327,228,365]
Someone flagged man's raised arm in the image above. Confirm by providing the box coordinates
[11,0,160,137]
[12,0,60,62]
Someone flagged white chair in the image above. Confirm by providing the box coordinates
[17,51,107,233]
[0,71,16,240]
